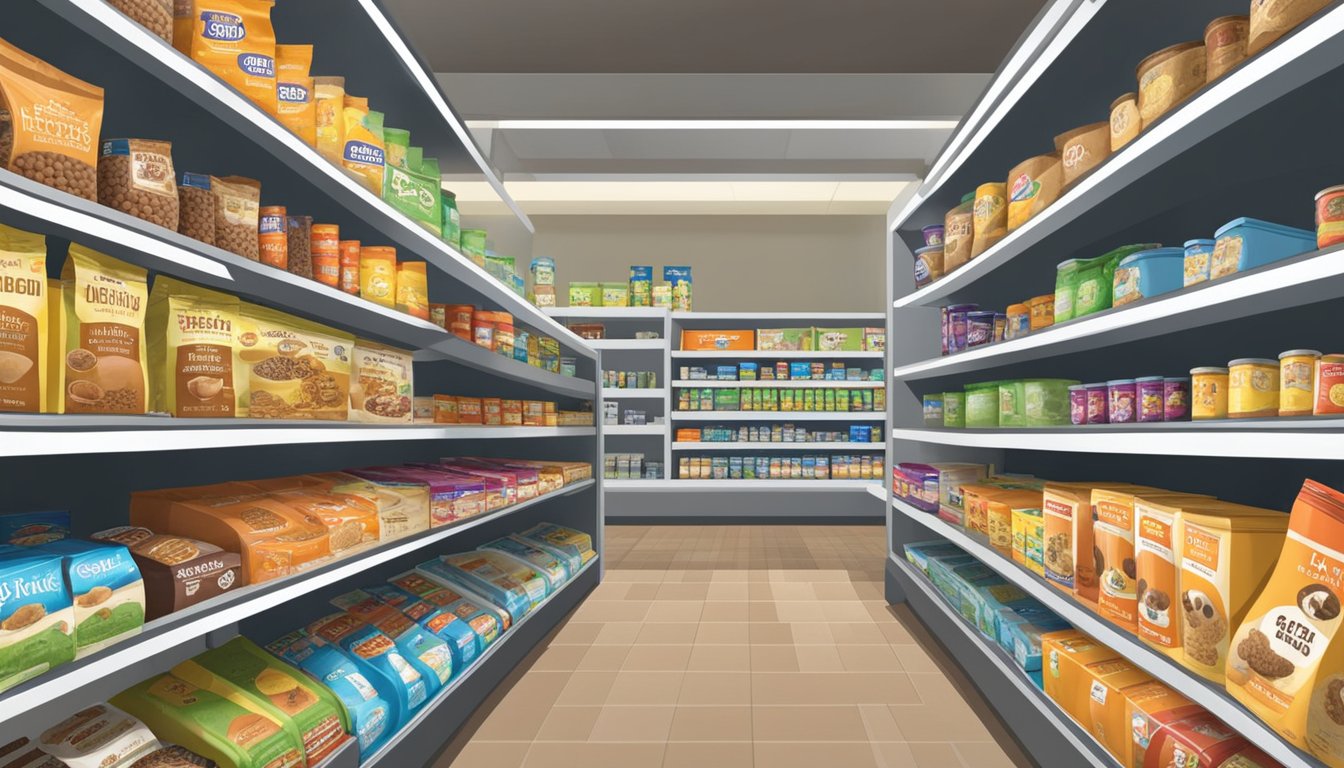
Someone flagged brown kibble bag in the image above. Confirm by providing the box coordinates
[98,139,179,231]
[275,44,316,147]
[177,172,215,245]
[175,0,278,116]
[0,38,104,201]
[55,245,150,414]
[0,223,48,414]
[108,0,173,43]
[147,275,239,418]
[210,175,260,260]
[1227,479,1344,763]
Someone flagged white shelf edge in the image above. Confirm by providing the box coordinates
[601,424,666,436]
[888,422,1344,460]
[671,442,886,451]
[0,480,596,728]
[43,0,593,357]
[600,388,668,399]
[888,554,1117,768]
[604,479,879,491]
[672,412,886,422]
[671,311,887,321]
[671,350,884,359]
[867,484,887,502]
[890,498,1318,768]
[0,419,597,458]
[588,339,667,350]
[362,556,598,765]
[544,307,669,319]
[891,247,1344,380]
[892,4,1344,308]
[672,379,885,388]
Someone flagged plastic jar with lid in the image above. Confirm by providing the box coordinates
[1163,377,1190,421]
[1191,367,1229,420]
[1136,376,1165,422]
[1005,304,1030,340]
[1068,385,1087,425]
[966,311,996,348]
[1228,358,1279,419]
[1279,349,1321,416]
[1085,383,1109,424]
[1107,379,1137,423]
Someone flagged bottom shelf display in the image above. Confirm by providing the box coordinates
[896,542,1281,768]
[4,522,597,767]
[678,453,884,480]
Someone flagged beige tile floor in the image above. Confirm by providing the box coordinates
[433,525,1029,768]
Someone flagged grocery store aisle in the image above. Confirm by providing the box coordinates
[434,525,1028,768]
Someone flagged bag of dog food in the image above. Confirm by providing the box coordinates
[330,590,453,689]
[265,630,392,758]
[175,0,277,115]
[33,539,144,659]
[1226,479,1344,764]
[0,40,104,201]
[275,45,315,146]
[340,97,384,194]
[306,612,426,731]
[55,246,150,414]
[0,224,47,414]
[363,582,480,672]
[148,276,240,418]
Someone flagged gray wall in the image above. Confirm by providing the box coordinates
[467,214,886,312]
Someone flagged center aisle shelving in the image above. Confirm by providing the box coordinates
[883,2,1344,768]
[0,0,603,757]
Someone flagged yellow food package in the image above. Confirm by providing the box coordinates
[0,224,48,413]
[275,44,315,147]
[349,340,414,424]
[0,38,105,201]
[1093,489,1209,631]
[233,302,351,421]
[1042,630,1166,764]
[1226,480,1344,760]
[147,275,239,418]
[396,261,429,320]
[313,76,345,163]
[56,245,150,414]
[340,96,385,194]
[177,0,278,116]
[359,246,397,308]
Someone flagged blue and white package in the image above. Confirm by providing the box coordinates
[478,536,569,591]
[0,511,69,545]
[307,612,427,730]
[390,570,505,653]
[331,590,453,691]
[516,523,593,571]
[0,548,74,691]
[267,630,393,757]
[363,582,480,673]
[417,551,547,623]
[35,539,145,658]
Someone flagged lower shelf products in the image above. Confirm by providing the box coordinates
[680,454,883,480]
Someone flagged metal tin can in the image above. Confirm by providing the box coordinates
[258,206,287,269]
[311,223,341,287]
[1315,185,1344,249]
[1315,354,1344,415]
[1228,357,1278,418]
[1191,367,1229,420]
[1279,349,1321,416]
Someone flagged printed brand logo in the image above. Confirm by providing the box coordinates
[176,313,233,334]
[343,141,385,167]
[1009,173,1040,202]
[84,285,141,311]
[278,82,310,103]
[0,275,41,296]
[0,571,61,610]
[200,12,245,41]
[237,53,274,78]
[74,555,123,579]
[259,213,285,233]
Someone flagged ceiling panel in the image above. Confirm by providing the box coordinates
[601,130,793,160]
[385,0,1049,74]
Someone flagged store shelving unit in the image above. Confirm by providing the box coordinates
[672,350,884,359]
[884,2,1344,767]
[0,0,602,755]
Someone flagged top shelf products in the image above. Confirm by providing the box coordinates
[563,265,692,310]
[680,327,884,353]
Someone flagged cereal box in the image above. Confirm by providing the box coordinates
[34,539,144,658]
[0,549,74,692]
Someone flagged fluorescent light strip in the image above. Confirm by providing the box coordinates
[467,119,959,131]
[354,0,533,233]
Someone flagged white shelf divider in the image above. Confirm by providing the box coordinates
[672,441,886,451]
[672,411,886,422]
[602,424,666,436]
[601,388,668,400]
[588,339,667,350]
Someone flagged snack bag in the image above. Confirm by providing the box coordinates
[330,589,453,689]
[0,39,104,201]
[265,630,393,758]
[0,549,74,692]
[384,150,442,237]
[34,538,145,659]
[312,77,345,163]
[389,569,505,650]
[176,0,278,115]
[362,582,480,672]
[0,224,47,414]
[275,44,315,146]
[147,276,240,418]
[341,97,385,194]
[306,612,426,731]
[1226,479,1344,763]
[55,246,150,415]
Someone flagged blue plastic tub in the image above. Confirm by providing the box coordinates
[1182,238,1215,287]
[1112,247,1183,307]
[1211,217,1315,279]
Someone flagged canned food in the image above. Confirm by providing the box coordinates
[1191,367,1229,420]
[1086,383,1109,424]
[1069,385,1087,426]
[1314,354,1344,416]
[1163,377,1190,421]
[1228,357,1278,419]
[1279,349,1321,416]
[1107,379,1136,423]
[1136,376,1165,422]
[1316,185,1344,250]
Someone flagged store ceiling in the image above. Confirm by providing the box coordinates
[386,0,1050,74]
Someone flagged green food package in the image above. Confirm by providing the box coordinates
[1073,243,1157,319]
[35,538,145,658]
[383,127,410,170]
[814,327,865,352]
[461,229,488,266]
[442,190,461,249]
[173,636,349,765]
[113,673,306,768]
[384,146,442,236]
